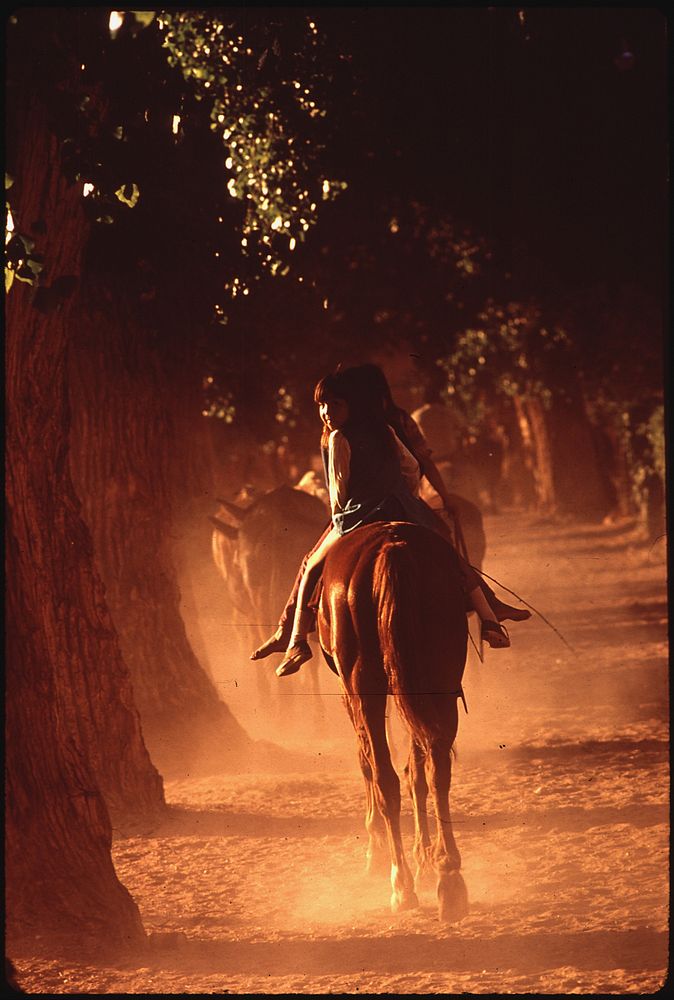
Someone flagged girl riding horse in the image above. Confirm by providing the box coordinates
[252,367,526,677]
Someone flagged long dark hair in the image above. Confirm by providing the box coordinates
[313,368,395,455]
[314,371,347,449]
[339,364,414,453]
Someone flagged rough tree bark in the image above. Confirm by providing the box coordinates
[5,77,162,951]
[68,285,254,778]
[5,527,146,956]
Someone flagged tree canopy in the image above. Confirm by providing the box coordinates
[5,7,666,505]
[5,8,348,303]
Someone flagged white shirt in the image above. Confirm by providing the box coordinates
[327,426,420,515]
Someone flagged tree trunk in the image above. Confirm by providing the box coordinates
[604,415,639,519]
[5,525,146,956]
[68,286,254,778]
[496,403,537,510]
[548,396,614,521]
[5,88,160,952]
[513,395,557,514]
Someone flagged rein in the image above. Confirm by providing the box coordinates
[445,507,576,657]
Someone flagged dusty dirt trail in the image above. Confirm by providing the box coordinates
[13,514,669,994]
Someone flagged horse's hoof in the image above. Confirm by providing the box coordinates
[391,888,419,913]
[438,871,469,923]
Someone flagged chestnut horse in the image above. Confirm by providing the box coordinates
[317,520,469,922]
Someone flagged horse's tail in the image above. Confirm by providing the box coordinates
[373,535,465,751]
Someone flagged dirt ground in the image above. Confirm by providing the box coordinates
[12,513,669,995]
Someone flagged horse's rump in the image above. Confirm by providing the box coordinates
[320,521,468,747]
[373,524,467,748]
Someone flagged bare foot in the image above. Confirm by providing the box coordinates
[492,599,532,623]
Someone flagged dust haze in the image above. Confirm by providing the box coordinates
[13,498,668,993]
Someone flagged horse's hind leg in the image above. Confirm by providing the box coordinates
[406,739,434,888]
[358,747,389,876]
[343,694,387,875]
[427,699,469,923]
[360,694,418,914]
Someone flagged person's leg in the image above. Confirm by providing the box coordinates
[468,585,510,649]
[276,527,340,677]
[453,545,530,628]
[424,501,530,626]
[250,523,332,660]
[480,579,532,623]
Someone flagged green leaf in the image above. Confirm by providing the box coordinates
[5,174,14,190]
[5,266,15,292]
[114,182,140,207]
[130,11,156,28]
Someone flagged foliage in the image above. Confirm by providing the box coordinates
[558,282,665,505]
[434,276,666,514]
[197,195,495,454]
[437,299,573,428]
[199,268,335,458]
[4,171,44,292]
[159,10,346,295]
[5,8,346,311]
[645,405,666,482]
[293,197,495,369]
[558,283,663,410]
[616,403,665,510]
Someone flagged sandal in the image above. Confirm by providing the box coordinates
[276,640,313,677]
[250,631,287,660]
[481,620,510,649]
